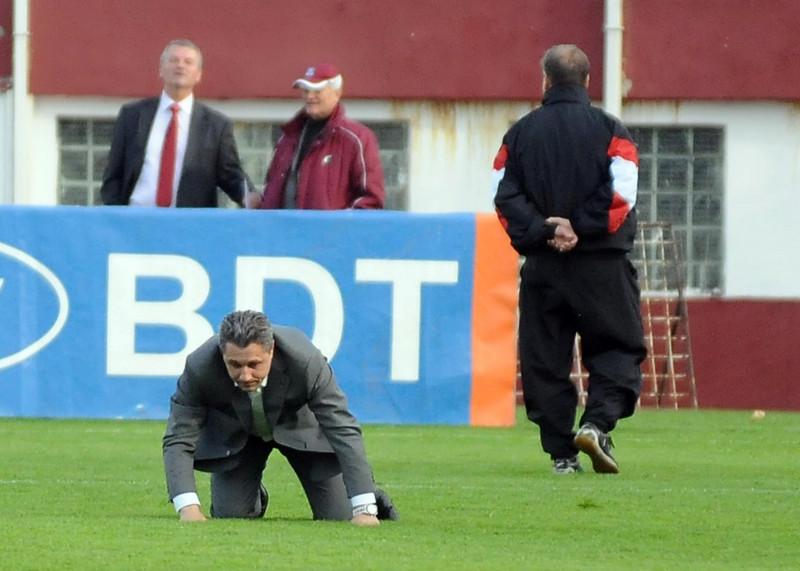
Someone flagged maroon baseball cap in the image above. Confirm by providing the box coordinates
[293,63,343,90]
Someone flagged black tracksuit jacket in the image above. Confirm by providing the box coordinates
[493,83,639,257]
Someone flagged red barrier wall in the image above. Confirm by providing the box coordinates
[27,0,800,101]
[0,0,11,85]
[515,299,800,412]
[687,299,800,411]
[28,0,604,100]
[625,0,800,100]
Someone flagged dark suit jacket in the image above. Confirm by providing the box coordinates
[101,97,249,207]
[162,326,375,500]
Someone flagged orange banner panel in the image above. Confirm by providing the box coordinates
[470,213,519,426]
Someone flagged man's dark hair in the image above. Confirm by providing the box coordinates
[218,310,274,351]
[541,44,590,86]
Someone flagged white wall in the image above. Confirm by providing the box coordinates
[388,101,531,213]
[16,96,800,298]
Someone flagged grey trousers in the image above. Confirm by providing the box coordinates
[209,436,352,520]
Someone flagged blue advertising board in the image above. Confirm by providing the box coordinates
[0,206,517,424]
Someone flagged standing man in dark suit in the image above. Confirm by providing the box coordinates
[101,39,256,207]
[162,310,399,525]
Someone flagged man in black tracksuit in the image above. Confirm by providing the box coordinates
[493,44,647,475]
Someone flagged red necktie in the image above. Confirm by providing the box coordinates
[156,103,180,207]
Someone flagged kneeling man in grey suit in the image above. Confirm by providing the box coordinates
[163,310,399,525]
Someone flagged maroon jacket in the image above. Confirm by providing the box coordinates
[260,104,385,210]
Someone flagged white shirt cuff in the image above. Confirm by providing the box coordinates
[350,492,376,508]
[172,492,201,513]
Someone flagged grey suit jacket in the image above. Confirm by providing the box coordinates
[162,326,375,500]
[101,97,250,207]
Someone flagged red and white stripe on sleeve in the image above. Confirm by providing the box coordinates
[492,144,510,229]
[607,136,639,233]
[492,144,508,197]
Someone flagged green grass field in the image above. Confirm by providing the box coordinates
[1,408,798,570]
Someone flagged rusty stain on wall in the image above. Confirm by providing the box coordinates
[387,100,533,211]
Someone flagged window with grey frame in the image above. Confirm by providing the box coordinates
[58,119,115,206]
[57,118,409,211]
[362,122,409,211]
[628,126,724,293]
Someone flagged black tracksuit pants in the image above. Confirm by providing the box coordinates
[518,251,647,460]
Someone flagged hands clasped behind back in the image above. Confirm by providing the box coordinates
[546,216,578,253]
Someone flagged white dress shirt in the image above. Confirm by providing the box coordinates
[172,491,377,514]
[129,92,194,207]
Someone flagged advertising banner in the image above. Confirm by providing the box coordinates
[0,207,518,425]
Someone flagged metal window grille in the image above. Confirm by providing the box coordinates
[629,126,724,293]
[57,119,115,206]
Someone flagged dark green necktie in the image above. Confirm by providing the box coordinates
[249,390,272,441]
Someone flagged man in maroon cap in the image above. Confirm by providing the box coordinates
[258,64,385,210]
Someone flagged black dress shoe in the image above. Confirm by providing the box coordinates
[258,483,269,518]
[375,487,400,521]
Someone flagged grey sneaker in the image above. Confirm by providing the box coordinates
[574,423,619,474]
[552,455,584,474]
